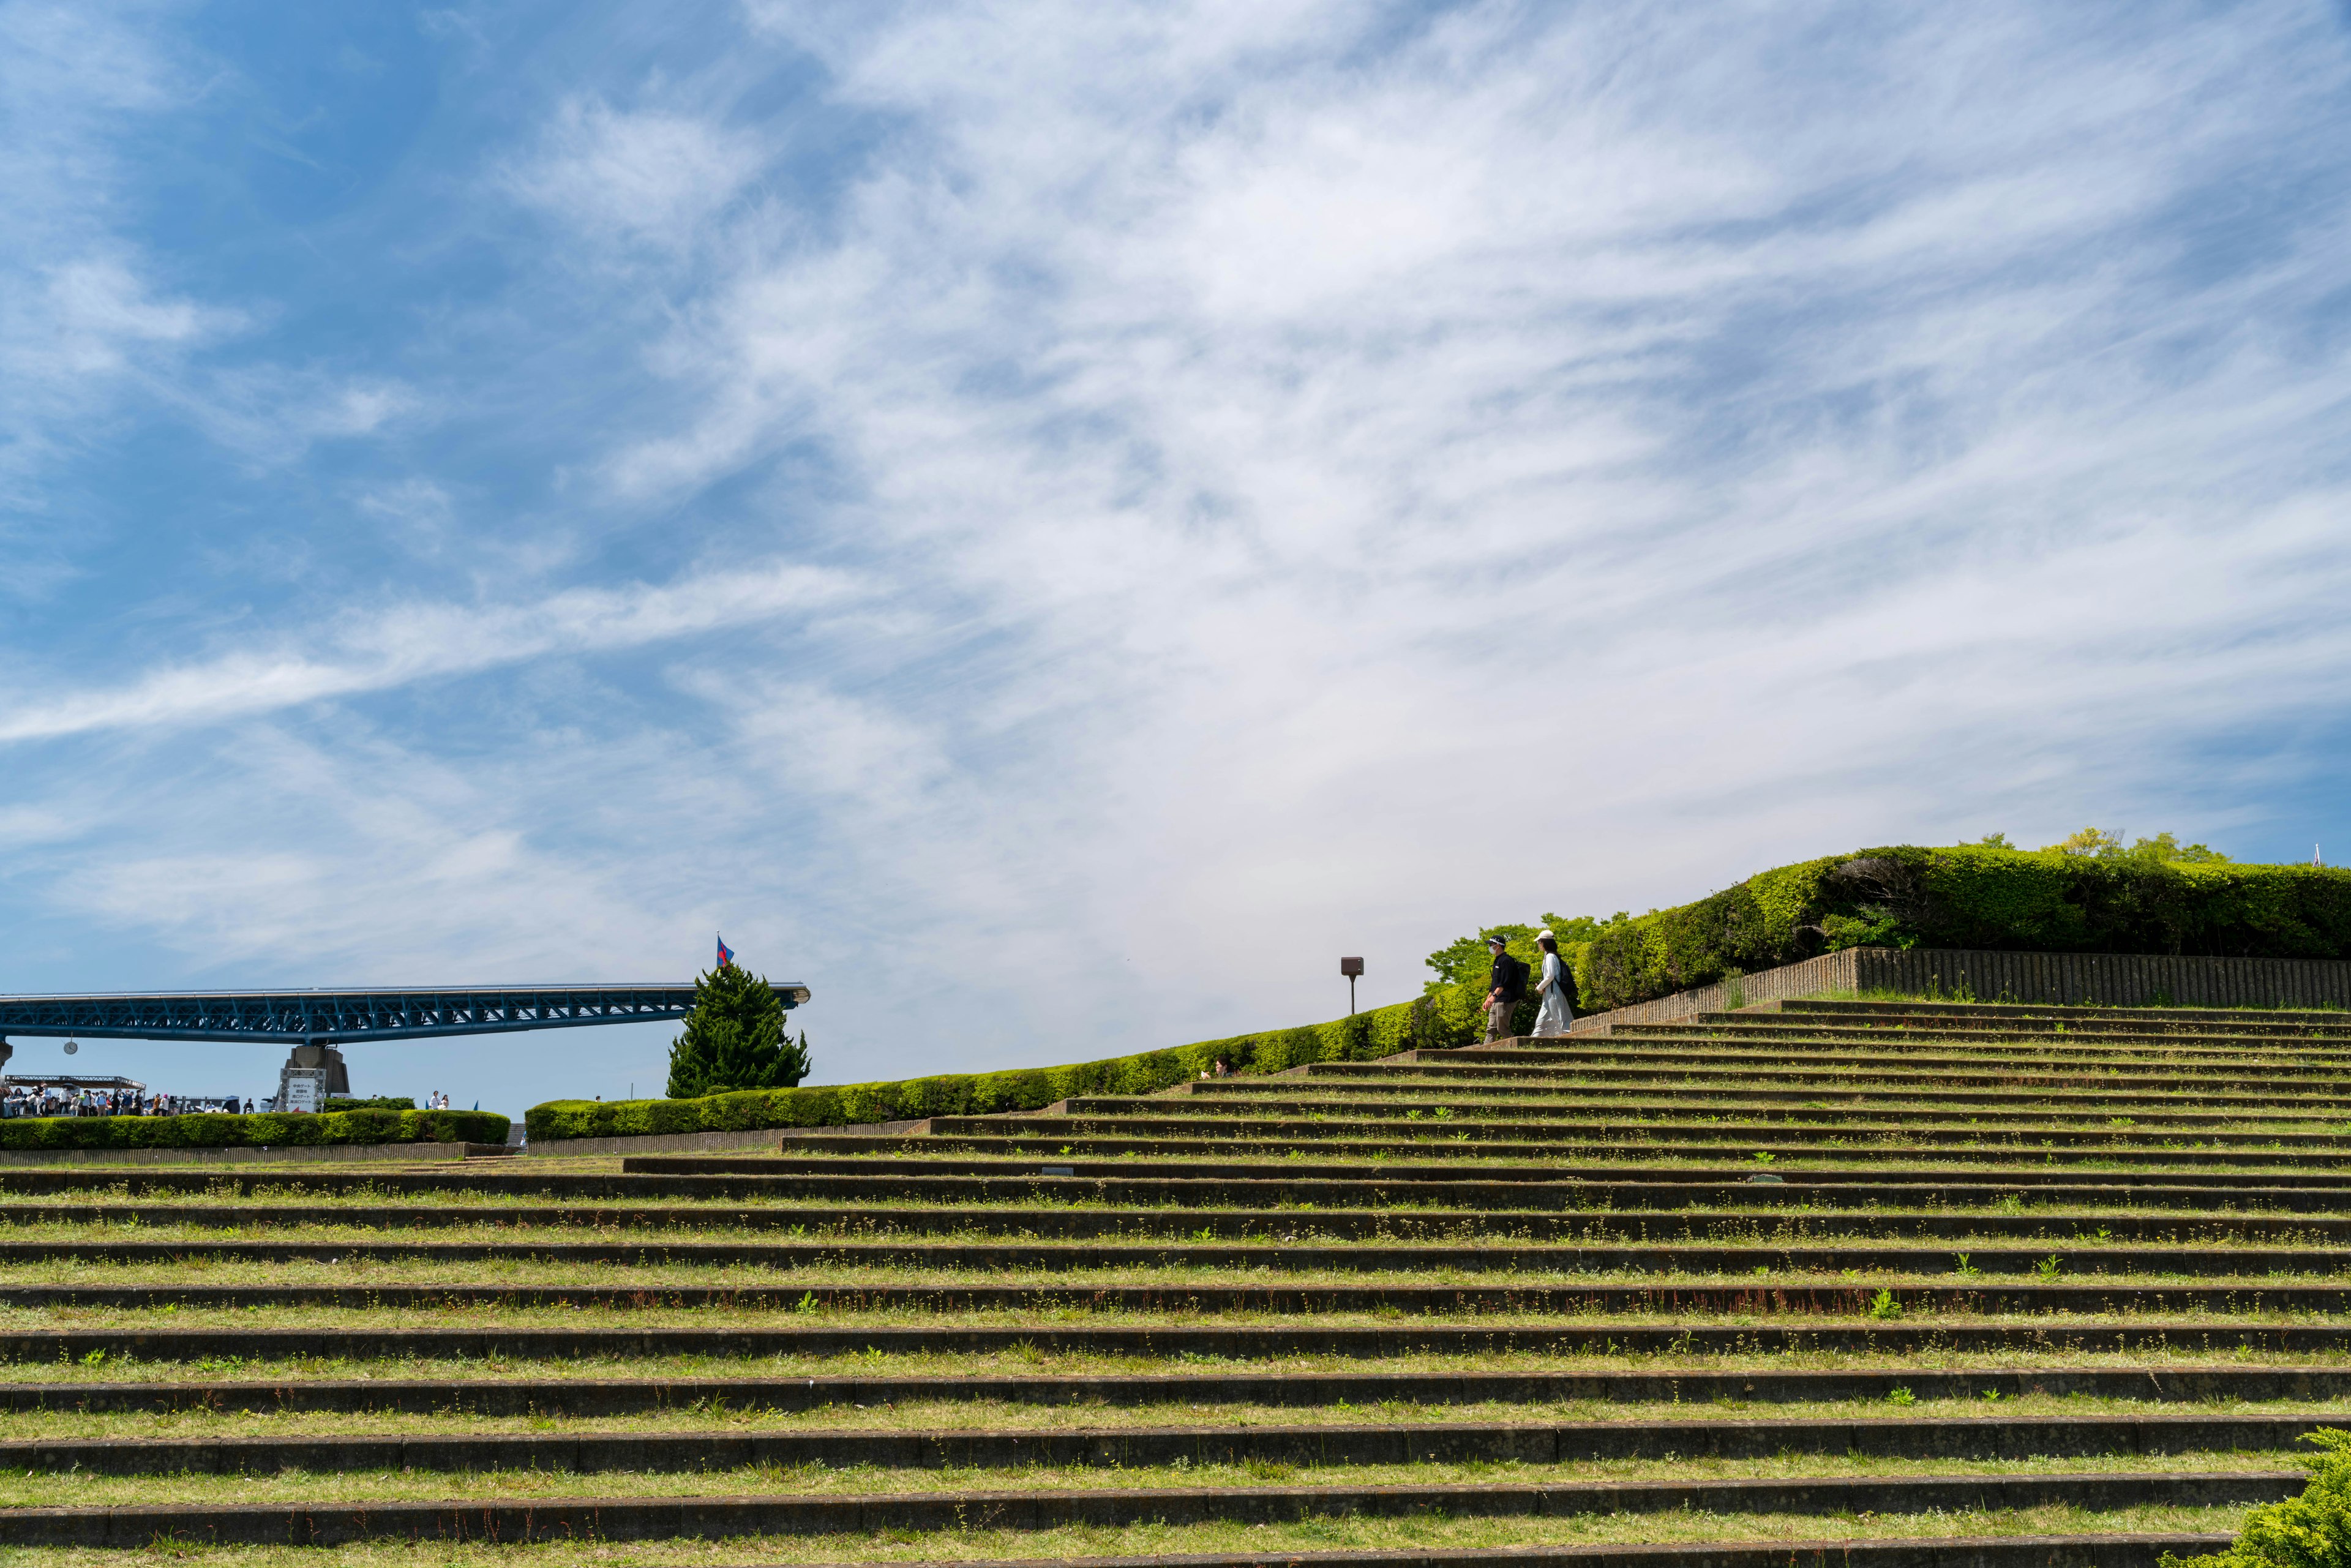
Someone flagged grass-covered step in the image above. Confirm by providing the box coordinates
[14,1198,2351,1244]
[983,1108,2351,1147]
[900,1112,2351,1157]
[845,1133,2351,1173]
[18,1277,2351,1315]
[1191,1076,2351,1116]
[381,1536,2248,1568]
[16,1364,2351,1416]
[1343,1051,2351,1085]
[10,1235,2351,1277]
[629,1152,2351,1185]
[1610,1022,2351,1055]
[1449,1029,2351,1059]
[609,1163,2351,1210]
[1449,1037,2351,1072]
[1780,1000,2351,1032]
[24,1321,2351,1362]
[0,1411,2339,1476]
[1303,1059,2351,1098]
[1069,1093,2351,1135]
[0,1466,2296,1547]
[762,1138,2351,1176]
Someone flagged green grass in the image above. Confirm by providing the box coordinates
[4,1253,2351,1290]
[0,1340,2346,1385]
[0,1501,2254,1567]
[1,1390,2349,1442]
[0,1449,2300,1509]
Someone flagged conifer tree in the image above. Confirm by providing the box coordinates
[664,965,812,1097]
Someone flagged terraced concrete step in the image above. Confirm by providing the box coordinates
[915,1112,2351,1155]
[1308,1059,2351,1097]
[15,1199,2347,1242]
[1783,999,2351,1030]
[0,1412,2330,1474]
[620,1158,2351,1204]
[9,1236,2342,1277]
[1420,1040,2351,1071]
[26,1364,2351,1413]
[17,1321,2351,1360]
[11,1279,2351,1314]
[0,1471,2293,1547]
[1463,1024,2351,1051]
[734,1539,2246,1568]
[1071,1093,2350,1133]
[1616,1021,2351,1051]
[1194,1078,2351,1115]
[859,1133,2351,1173]
[771,1142,2351,1175]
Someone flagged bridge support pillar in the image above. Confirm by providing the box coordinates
[277,1043,349,1111]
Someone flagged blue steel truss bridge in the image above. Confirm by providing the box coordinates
[0,983,809,1050]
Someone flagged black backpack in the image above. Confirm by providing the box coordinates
[1498,952,1531,1002]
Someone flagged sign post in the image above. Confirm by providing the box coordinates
[1340,956,1363,1015]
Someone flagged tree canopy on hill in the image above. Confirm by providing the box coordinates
[2015,827,2229,863]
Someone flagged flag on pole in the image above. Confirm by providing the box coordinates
[716,934,735,969]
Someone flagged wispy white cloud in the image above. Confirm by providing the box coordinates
[0,561,861,743]
[0,1,429,523]
[506,96,767,250]
[555,0,2351,1054]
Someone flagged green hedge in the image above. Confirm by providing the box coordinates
[0,1108,509,1151]
[526,995,1471,1143]
[1572,844,2351,1013]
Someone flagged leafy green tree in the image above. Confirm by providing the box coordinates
[2041,827,2230,864]
[2128,830,2230,865]
[665,966,812,1098]
[1537,913,1610,945]
[2044,827,2128,858]
[2163,1427,2351,1566]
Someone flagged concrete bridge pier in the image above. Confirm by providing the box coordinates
[277,1043,350,1111]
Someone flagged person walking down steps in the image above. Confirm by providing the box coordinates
[1531,929,1575,1038]
[1483,934,1529,1043]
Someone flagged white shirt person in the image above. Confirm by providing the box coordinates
[1530,929,1575,1038]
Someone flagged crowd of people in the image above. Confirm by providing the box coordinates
[1,1087,249,1118]
[0,1086,463,1119]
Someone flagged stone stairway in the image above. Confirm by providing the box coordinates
[2,997,2346,1564]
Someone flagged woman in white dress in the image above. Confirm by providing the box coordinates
[1530,929,1575,1038]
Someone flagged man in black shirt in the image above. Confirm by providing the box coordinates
[1483,935,1528,1043]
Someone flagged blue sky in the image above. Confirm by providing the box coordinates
[4,0,2350,1117]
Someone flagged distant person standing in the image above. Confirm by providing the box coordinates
[1530,930,1575,1037]
[1483,935,1529,1043]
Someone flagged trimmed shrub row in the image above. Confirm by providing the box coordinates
[525,995,1471,1143]
[1572,845,2351,1013]
[0,1108,510,1151]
